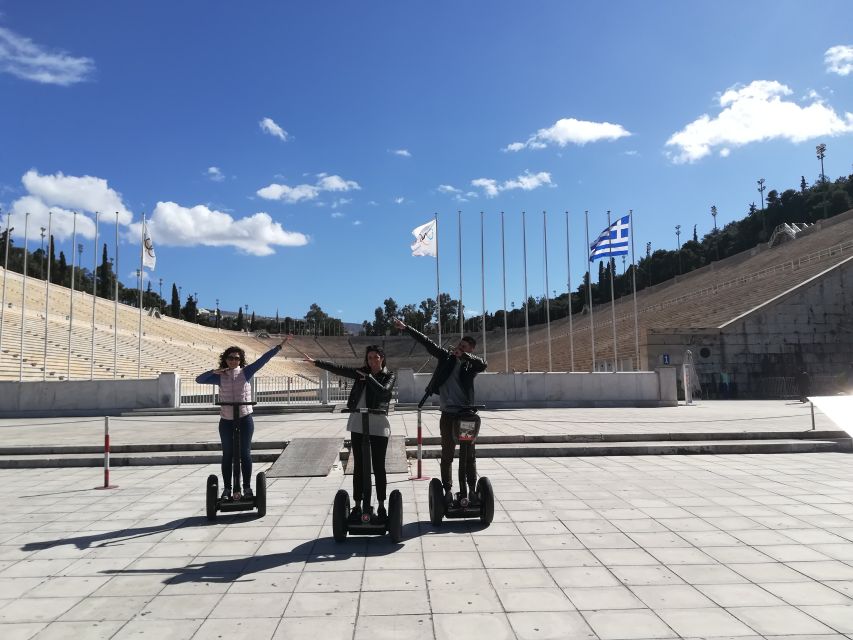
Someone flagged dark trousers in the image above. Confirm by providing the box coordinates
[219,415,254,489]
[439,412,476,493]
[350,432,388,502]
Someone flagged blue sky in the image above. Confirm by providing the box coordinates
[1,1,852,323]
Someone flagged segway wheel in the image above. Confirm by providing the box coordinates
[332,489,350,542]
[206,475,218,521]
[476,477,494,526]
[255,472,267,518]
[387,489,403,543]
[428,478,444,525]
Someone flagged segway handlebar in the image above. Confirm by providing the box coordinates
[215,401,258,406]
[341,408,389,415]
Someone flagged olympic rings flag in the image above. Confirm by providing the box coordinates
[142,220,156,270]
[411,218,437,257]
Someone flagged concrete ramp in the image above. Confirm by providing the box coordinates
[267,438,343,477]
[345,435,408,475]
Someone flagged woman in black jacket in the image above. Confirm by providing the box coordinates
[299,345,396,520]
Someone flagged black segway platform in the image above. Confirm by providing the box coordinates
[206,401,267,520]
[332,408,403,543]
[427,403,494,526]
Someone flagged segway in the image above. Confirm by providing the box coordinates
[206,401,267,520]
[332,408,403,543]
[427,402,494,526]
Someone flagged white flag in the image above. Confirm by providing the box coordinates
[411,218,437,257]
[142,221,156,269]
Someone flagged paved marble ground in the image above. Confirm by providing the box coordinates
[0,400,835,448]
[1,451,853,639]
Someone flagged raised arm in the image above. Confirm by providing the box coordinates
[461,351,488,373]
[195,370,222,385]
[393,318,446,359]
[244,336,290,380]
[365,369,397,401]
[312,359,361,380]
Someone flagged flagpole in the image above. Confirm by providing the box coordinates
[457,210,463,335]
[19,212,30,381]
[565,211,575,372]
[0,210,9,356]
[43,212,52,380]
[522,210,530,372]
[607,210,618,372]
[67,211,78,380]
[90,212,99,379]
[435,213,441,346]
[543,210,552,372]
[114,212,118,379]
[584,210,596,372]
[480,210,486,361]
[500,211,508,373]
[137,213,144,379]
[629,209,640,370]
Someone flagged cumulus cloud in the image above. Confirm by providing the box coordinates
[471,171,553,198]
[390,148,411,157]
[0,25,94,86]
[825,45,853,76]
[206,166,224,182]
[437,183,477,202]
[505,117,631,152]
[7,170,133,242]
[257,174,360,203]
[259,117,289,141]
[665,80,853,163]
[394,197,405,204]
[131,202,308,256]
[437,184,461,194]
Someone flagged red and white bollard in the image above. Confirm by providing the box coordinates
[95,416,118,490]
[412,407,430,480]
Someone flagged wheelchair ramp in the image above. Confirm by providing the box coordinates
[267,438,343,477]
[345,435,408,475]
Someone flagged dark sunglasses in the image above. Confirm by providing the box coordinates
[225,355,241,360]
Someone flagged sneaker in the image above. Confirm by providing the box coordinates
[377,505,387,520]
[221,488,232,502]
[243,487,254,500]
[232,488,242,501]
[348,506,362,522]
[444,490,454,507]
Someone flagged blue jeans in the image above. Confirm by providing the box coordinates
[219,415,254,489]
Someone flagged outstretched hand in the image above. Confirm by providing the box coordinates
[279,334,292,349]
[289,344,314,363]
[392,318,406,330]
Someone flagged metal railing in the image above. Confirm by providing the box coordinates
[178,371,394,407]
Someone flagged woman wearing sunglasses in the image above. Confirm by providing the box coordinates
[196,336,290,502]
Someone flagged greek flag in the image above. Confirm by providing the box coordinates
[589,214,630,262]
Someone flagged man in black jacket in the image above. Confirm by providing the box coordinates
[394,318,487,503]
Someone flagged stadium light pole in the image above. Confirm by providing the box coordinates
[757,178,766,211]
[215,298,220,330]
[816,143,828,219]
[158,277,163,312]
[40,226,46,279]
[675,224,682,275]
[645,241,652,287]
[711,205,719,261]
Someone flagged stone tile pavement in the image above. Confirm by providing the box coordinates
[1,448,853,639]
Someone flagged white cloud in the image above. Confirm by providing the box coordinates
[331,198,351,209]
[438,183,476,202]
[259,117,289,142]
[331,212,345,219]
[825,45,853,76]
[206,166,224,182]
[437,184,461,194]
[471,171,553,198]
[132,202,308,256]
[353,220,362,226]
[7,170,134,242]
[0,25,94,86]
[665,80,853,163]
[390,148,411,157]
[257,174,360,203]
[505,117,631,152]
[394,197,405,204]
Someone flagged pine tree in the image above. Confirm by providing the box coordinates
[57,251,68,286]
[237,307,245,331]
[170,283,180,318]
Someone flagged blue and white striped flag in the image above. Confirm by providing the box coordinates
[589,214,631,262]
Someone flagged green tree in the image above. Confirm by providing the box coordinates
[170,283,181,318]
[237,307,244,331]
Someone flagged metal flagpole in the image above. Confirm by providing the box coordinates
[0,210,11,355]
[500,211,509,373]
[91,212,99,379]
[629,209,640,370]
[435,212,441,346]
[543,211,552,372]
[607,210,618,372]
[458,210,463,335]
[522,211,530,371]
[584,211,596,372]
[480,211,486,361]
[67,212,78,380]
[565,211,575,372]
[113,212,118,379]
[43,212,52,380]
[19,212,30,381]
[137,213,144,378]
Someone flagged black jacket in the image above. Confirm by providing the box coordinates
[404,325,487,400]
[313,360,396,413]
